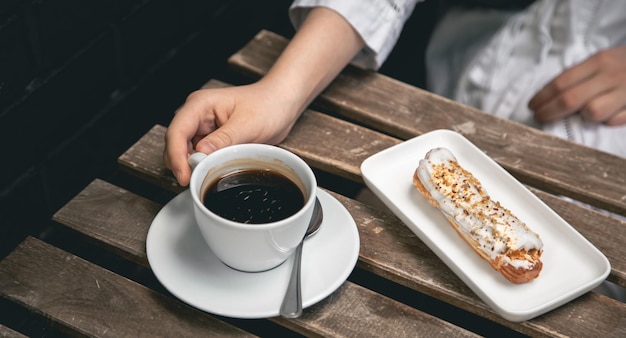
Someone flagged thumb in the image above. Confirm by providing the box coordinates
[195,126,237,154]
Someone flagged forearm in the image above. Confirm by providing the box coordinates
[164,7,364,186]
[259,7,365,119]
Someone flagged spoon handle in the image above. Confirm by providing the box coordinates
[280,241,304,318]
[279,198,322,318]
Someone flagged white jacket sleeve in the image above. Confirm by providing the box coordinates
[289,0,421,70]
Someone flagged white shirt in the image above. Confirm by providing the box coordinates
[289,0,420,69]
[289,0,626,158]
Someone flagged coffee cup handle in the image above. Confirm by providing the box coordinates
[188,152,207,170]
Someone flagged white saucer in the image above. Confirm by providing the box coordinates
[146,189,360,319]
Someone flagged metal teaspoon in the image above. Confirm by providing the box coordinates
[279,197,323,318]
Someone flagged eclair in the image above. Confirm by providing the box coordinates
[413,147,543,284]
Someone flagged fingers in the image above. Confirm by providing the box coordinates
[529,57,597,115]
[194,125,236,155]
[163,90,247,186]
[162,83,299,186]
[529,56,601,123]
[165,127,238,186]
[579,82,626,123]
[529,46,626,125]
[530,72,605,123]
[163,117,196,186]
[163,139,192,187]
[604,109,626,126]
[163,92,217,186]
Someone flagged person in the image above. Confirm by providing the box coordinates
[164,0,626,302]
[164,0,626,187]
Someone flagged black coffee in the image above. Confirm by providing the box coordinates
[202,169,305,224]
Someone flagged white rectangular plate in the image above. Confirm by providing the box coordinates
[360,129,610,322]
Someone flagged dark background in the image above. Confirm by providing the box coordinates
[0,0,436,260]
[0,0,296,259]
[3,1,536,336]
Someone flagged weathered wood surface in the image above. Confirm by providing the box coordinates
[123,115,625,290]
[227,30,626,218]
[115,125,626,336]
[0,237,255,337]
[4,29,624,338]
[53,182,160,267]
[51,179,479,338]
[0,324,27,338]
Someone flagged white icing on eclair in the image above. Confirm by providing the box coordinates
[417,148,543,270]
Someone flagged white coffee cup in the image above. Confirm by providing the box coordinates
[188,144,317,272]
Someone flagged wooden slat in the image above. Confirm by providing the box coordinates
[52,179,479,337]
[275,282,478,337]
[53,182,160,267]
[0,324,27,338]
[227,30,626,218]
[114,127,626,336]
[0,237,255,337]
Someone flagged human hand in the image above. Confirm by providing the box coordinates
[529,45,626,126]
[164,7,364,186]
[163,82,300,186]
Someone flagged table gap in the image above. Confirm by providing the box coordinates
[0,297,67,338]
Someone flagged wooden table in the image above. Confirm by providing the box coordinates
[1,30,625,337]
